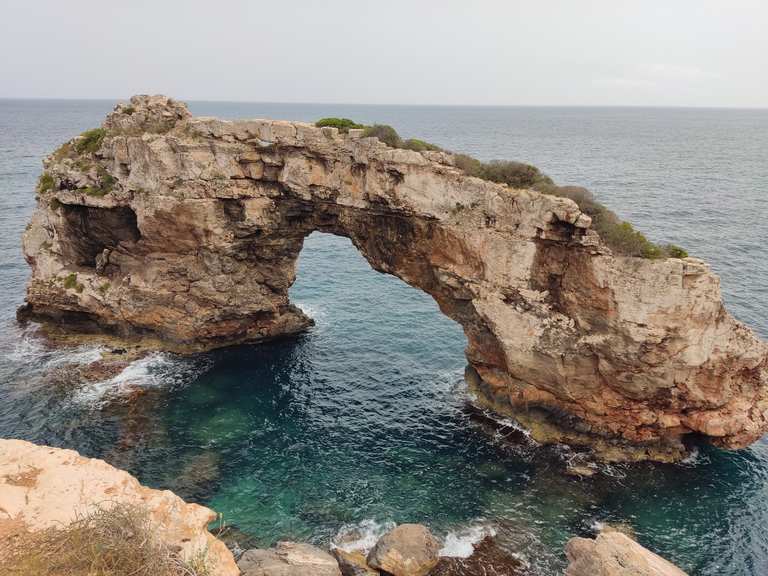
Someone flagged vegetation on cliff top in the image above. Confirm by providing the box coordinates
[0,503,211,576]
[36,172,55,194]
[317,117,687,259]
[315,117,364,132]
[75,127,107,154]
[44,131,117,198]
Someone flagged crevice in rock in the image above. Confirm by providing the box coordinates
[57,204,141,268]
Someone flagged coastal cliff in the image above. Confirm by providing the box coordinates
[21,95,768,461]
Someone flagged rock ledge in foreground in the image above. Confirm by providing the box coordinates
[0,438,238,576]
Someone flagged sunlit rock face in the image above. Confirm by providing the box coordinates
[21,95,768,461]
[0,439,238,575]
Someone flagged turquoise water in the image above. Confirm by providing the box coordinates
[1,99,767,574]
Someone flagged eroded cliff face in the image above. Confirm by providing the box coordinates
[21,95,768,461]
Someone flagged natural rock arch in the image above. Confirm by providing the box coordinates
[22,95,768,461]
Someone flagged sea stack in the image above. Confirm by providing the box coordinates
[21,95,768,461]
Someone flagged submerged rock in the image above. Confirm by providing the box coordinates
[238,541,341,576]
[0,438,238,575]
[21,94,768,461]
[565,532,687,576]
[367,523,440,576]
[430,536,526,575]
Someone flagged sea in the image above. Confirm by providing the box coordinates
[0,99,766,575]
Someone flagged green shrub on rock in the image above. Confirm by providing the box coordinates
[362,124,403,148]
[453,153,483,176]
[402,138,442,152]
[310,115,688,260]
[75,128,107,154]
[63,273,78,290]
[664,244,689,259]
[315,118,364,132]
[37,173,55,194]
[313,117,443,152]
[479,160,554,190]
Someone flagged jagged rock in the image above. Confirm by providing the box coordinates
[430,536,525,575]
[367,523,440,576]
[238,541,342,576]
[0,439,238,575]
[332,547,378,576]
[565,532,687,576]
[21,94,768,461]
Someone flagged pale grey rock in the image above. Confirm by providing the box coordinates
[238,541,341,576]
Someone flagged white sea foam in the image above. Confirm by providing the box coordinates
[293,301,326,322]
[72,352,210,406]
[680,446,710,467]
[331,519,397,553]
[474,405,538,443]
[439,524,497,558]
[5,331,104,368]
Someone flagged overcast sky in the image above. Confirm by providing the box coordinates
[2,0,766,107]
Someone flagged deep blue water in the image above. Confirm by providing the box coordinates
[0,99,767,575]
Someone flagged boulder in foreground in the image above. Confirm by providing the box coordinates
[366,523,441,576]
[566,532,688,576]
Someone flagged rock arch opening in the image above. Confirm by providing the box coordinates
[288,230,468,376]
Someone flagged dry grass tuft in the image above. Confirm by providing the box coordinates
[0,503,210,576]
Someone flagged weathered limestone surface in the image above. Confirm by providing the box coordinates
[21,95,768,460]
[366,524,441,576]
[238,541,342,576]
[0,438,238,575]
[565,532,688,576]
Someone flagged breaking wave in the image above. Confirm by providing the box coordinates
[72,352,212,406]
[439,523,497,558]
[331,519,397,553]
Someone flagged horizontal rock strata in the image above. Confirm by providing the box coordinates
[21,94,768,460]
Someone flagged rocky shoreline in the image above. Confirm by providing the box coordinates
[0,439,688,576]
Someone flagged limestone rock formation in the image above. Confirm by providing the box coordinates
[0,438,238,575]
[332,548,378,576]
[21,94,768,460]
[238,541,342,576]
[366,523,441,576]
[565,532,688,576]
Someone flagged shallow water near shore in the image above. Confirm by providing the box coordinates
[1,99,767,575]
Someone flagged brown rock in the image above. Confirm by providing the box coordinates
[565,532,688,576]
[332,547,378,576]
[367,523,440,576]
[430,536,525,575]
[21,94,768,461]
[238,541,341,576]
[0,438,238,575]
